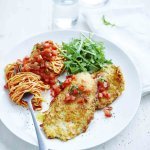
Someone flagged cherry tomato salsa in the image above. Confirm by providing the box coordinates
[51,75,75,98]
[21,41,59,87]
[97,79,110,100]
[64,82,91,105]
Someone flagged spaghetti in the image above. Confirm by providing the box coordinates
[5,61,22,81]
[6,72,49,110]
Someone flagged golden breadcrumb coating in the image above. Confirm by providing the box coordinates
[42,72,96,141]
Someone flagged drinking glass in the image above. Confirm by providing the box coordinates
[80,0,109,8]
[52,0,79,29]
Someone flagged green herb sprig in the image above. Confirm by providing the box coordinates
[102,15,115,27]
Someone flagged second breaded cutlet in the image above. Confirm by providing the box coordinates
[42,72,96,141]
[92,64,125,110]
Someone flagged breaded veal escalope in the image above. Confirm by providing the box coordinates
[92,64,125,110]
[42,72,97,141]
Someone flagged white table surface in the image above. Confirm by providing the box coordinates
[0,0,150,150]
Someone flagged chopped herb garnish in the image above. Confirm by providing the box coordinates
[69,85,82,95]
[70,85,78,93]
[32,45,36,51]
[58,80,63,86]
[99,77,106,82]
[60,34,112,74]
[102,15,115,27]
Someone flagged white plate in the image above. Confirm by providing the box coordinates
[0,30,142,150]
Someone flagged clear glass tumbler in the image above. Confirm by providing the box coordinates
[52,0,79,29]
[80,0,109,8]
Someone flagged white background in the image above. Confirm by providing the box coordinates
[0,0,150,150]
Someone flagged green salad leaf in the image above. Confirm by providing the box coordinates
[60,34,112,74]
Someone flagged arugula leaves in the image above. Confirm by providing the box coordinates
[102,15,115,27]
[61,34,112,75]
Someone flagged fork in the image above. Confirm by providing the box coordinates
[23,92,47,150]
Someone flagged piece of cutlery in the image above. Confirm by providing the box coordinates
[23,92,47,150]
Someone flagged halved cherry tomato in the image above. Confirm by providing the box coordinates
[30,62,40,70]
[70,95,76,101]
[104,109,112,117]
[51,51,57,56]
[102,91,110,99]
[32,70,40,75]
[45,78,49,83]
[45,62,50,68]
[77,97,85,104]
[85,89,91,94]
[65,93,70,97]
[49,56,55,61]
[43,42,50,48]
[64,94,75,103]
[40,62,45,68]
[55,87,61,95]
[52,45,57,50]
[66,75,72,79]
[43,48,51,53]
[52,85,61,97]
[36,55,43,63]
[98,81,104,87]
[73,89,78,95]
[41,49,51,60]
[52,84,58,90]
[64,94,71,102]
[61,78,72,89]
[98,86,105,92]
[49,73,55,80]
[49,79,56,85]
[71,75,76,80]
[78,85,84,91]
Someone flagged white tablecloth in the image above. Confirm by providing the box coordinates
[1,0,150,150]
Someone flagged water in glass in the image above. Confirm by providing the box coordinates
[52,0,79,29]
